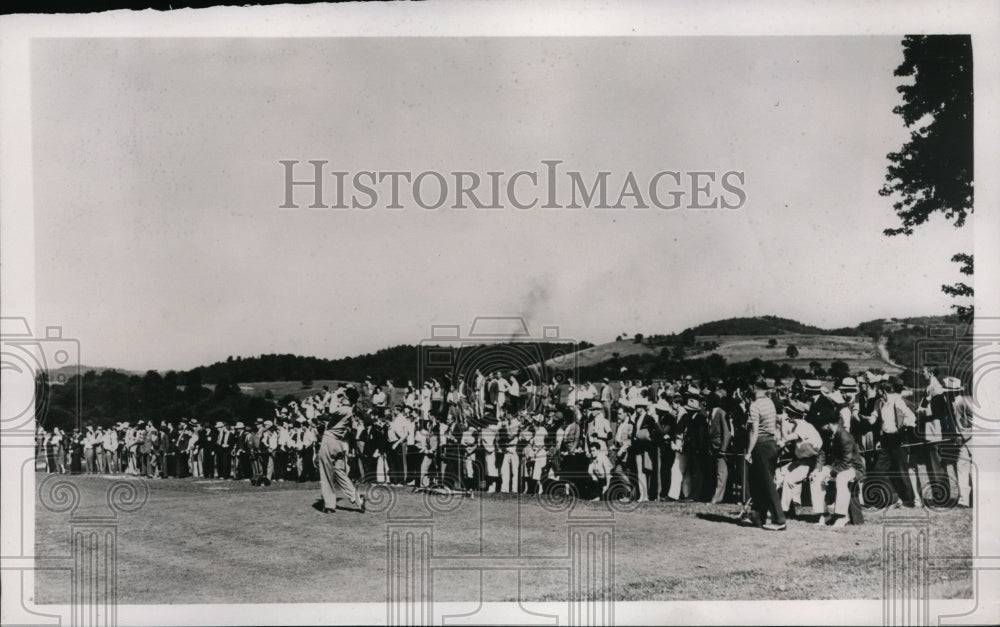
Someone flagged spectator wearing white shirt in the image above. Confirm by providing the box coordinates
[420,383,432,421]
[372,387,388,417]
[776,407,823,513]
[102,426,120,474]
[940,376,974,507]
[866,379,918,508]
[82,426,97,474]
[499,413,521,493]
[495,375,510,419]
[588,439,613,499]
[388,409,413,485]
[460,421,479,490]
[474,370,486,420]
[507,374,521,413]
[480,421,499,493]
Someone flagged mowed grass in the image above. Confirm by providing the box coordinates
[35,475,971,604]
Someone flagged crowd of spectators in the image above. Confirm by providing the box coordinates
[36,365,974,528]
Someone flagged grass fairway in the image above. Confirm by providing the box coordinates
[35,475,971,604]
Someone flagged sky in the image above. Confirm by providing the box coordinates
[30,36,973,372]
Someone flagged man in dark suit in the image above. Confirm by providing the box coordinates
[815,399,866,527]
[707,389,732,503]
[216,423,233,479]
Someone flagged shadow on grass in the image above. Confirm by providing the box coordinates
[311,498,365,514]
[695,512,748,527]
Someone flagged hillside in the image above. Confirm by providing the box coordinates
[544,332,899,375]
[36,314,970,430]
[686,316,831,336]
[540,315,935,378]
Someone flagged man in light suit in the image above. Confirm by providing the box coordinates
[318,386,366,514]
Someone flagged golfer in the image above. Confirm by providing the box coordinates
[318,386,366,514]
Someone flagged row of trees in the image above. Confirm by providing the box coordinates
[37,368,277,432]
[185,342,586,385]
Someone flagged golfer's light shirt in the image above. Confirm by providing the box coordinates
[389,414,411,446]
[748,394,778,439]
[879,393,916,434]
[324,405,354,440]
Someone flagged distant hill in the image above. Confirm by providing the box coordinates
[539,315,970,379]
[47,314,965,387]
[685,315,831,336]
[36,313,971,430]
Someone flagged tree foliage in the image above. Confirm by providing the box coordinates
[880,35,973,235]
[880,35,973,321]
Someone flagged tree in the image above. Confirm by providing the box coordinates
[941,252,973,322]
[786,344,799,359]
[633,333,644,344]
[767,338,777,348]
[880,35,973,321]
[809,361,823,376]
[829,360,851,381]
[680,329,697,345]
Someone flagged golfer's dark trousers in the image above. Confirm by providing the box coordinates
[750,436,786,524]
[873,432,914,505]
[217,446,232,479]
[273,449,286,481]
[300,446,315,481]
[390,443,408,484]
[658,443,674,499]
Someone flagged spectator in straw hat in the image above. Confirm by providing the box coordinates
[653,394,677,501]
[680,396,710,501]
[940,376,973,507]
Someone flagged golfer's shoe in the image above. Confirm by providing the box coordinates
[762,522,787,531]
[829,515,849,528]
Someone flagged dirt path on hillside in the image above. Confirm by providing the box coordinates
[876,335,906,370]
